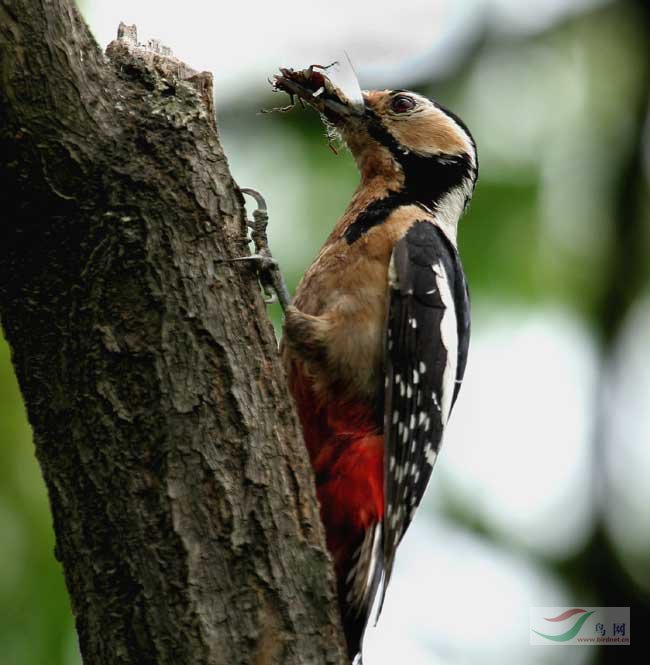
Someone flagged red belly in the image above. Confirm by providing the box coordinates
[287,361,384,574]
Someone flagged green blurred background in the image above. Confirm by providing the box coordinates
[1,0,649,663]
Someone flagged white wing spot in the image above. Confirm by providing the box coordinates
[419,361,426,373]
[424,442,437,466]
[413,370,419,384]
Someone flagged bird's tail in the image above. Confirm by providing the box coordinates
[340,522,384,662]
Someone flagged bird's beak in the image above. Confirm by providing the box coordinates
[273,56,365,124]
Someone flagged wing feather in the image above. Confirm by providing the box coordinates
[378,220,470,613]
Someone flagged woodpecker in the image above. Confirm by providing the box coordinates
[259,64,477,662]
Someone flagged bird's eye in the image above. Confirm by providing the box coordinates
[391,95,416,113]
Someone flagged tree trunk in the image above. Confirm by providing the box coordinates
[0,2,346,664]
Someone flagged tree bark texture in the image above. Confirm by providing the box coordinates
[0,2,347,664]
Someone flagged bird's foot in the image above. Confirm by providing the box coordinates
[224,188,292,311]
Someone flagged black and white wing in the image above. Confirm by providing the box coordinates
[380,220,470,607]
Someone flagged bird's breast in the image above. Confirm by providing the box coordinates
[291,203,436,402]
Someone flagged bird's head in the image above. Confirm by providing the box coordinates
[274,63,478,219]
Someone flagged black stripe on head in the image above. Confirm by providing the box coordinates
[431,101,477,162]
[364,108,476,212]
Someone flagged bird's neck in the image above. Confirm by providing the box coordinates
[333,130,474,248]
[336,165,468,248]
[357,124,475,218]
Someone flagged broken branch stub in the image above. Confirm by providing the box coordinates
[106,22,216,128]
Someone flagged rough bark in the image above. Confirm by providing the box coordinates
[0,2,346,664]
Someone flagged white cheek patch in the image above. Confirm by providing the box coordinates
[433,186,467,247]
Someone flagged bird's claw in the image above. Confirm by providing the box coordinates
[224,188,292,311]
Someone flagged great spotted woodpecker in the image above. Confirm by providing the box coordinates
[252,63,477,662]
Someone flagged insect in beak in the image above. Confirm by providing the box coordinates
[272,53,365,123]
